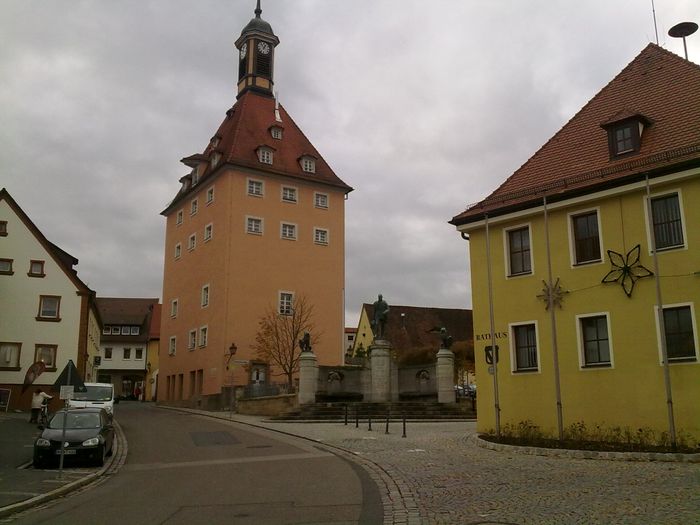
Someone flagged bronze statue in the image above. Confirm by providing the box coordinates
[439,327,453,350]
[299,331,312,353]
[371,294,390,340]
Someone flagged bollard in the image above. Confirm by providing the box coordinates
[355,406,359,428]
[344,404,348,426]
[402,414,407,438]
[368,414,372,431]
[385,410,390,434]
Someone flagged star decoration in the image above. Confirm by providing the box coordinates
[601,244,653,297]
[537,278,569,310]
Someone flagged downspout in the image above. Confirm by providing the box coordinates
[484,214,501,436]
[645,173,677,448]
[543,196,564,440]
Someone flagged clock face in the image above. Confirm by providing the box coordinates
[257,41,270,55]
[240,43,247,59]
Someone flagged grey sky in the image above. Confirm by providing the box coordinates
[2,0,698,326]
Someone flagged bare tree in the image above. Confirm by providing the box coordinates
[252,294,319,388]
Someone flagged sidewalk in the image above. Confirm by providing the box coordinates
[0,410,124,519]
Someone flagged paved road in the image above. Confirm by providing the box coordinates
[8,403,382,524]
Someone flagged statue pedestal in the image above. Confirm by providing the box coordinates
[436,348,455,404]
[298,351,318,405]
[370,341,392,403]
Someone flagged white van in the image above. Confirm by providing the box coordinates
[67,382,115,417]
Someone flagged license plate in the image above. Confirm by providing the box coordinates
[56,449,77,455]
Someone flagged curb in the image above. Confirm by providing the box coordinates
[471,433,700,463]
[0,419,127,519]
[161,406,423,525]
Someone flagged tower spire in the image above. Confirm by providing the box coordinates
[255,0,261,18]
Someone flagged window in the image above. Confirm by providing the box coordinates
[314,193,328,209]
[175,243,182,259]
[191,169,199,186]
[0,342,21,369]
[613,124,634,154]
[282,186,297,203]
[662,305,697,361]
[0,259,13,275]
[123,348,131,359]
[104,347,113,359]
[130,326,140,335]
[190,199,198,216]
[28,260,45,277]
[171,299,178,318]
[0,221,7,236]
[271,126,283,140]
[169,336,177,356]
[206,186,215,204]
[247,217,263,235]
[507,226,532,276]
[176,210,184,225]
[210,153,221,169]
[258,148,273,165]
[578,314,611,367]
[512,323,538,372]
[314,228,329,245]
[135,348,143,360]
[103,325,111,335]
[279,292,294,316]
[188,330,197,350]
[37,296,61,321]
[571,211,601,264]
[121,326,130,335]
[248,179,263,197]
[35,345,57,369]
[111,326,121,335]
[188,234,196,251]
[604,118,646,158]
[199,326,208,347]
[204,223,213,242]
[201,284,210,308]
[301,157,316,173]
[650,193,684,251]
[281,223,297,240]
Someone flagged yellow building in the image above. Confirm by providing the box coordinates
[159,5,351,407]
[451,45,700,444]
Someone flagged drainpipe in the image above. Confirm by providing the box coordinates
[645,173,677,448]
[484,214,501,437]
[543,196,564,440]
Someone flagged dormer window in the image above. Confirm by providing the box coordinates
[258,147,274,165]
[211,152,221,168]
[270,126,283,140]
[300,156,316,174]
[191,169,199,186]
[210,136,221,149]
[602,112,651,159]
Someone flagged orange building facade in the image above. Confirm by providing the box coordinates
[158,5,351,407]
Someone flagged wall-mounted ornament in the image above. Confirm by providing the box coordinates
[601,244,653,297]
[537,278,569,310]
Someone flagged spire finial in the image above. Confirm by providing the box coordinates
[255,0,262,18]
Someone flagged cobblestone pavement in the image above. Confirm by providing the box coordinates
[227,416,700,525]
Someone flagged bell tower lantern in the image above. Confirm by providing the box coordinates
[235,0,279,98]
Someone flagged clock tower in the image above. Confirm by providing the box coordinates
[235,0,279,98]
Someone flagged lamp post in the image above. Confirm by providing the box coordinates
[227,343,237,418]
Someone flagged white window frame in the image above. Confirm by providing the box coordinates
[175,243,182,259]
[188,234,196,251]
[258,148,273,165]
[314,192,328,209]
[206,186,215,205]
[169,336,177,356]
[281,222,297,241]
[279,291,294,316]
[247,178,264,197]
[271,127,283,140]
[204,223,213,242]
[199,326,208,348]
[121,326,130,335]
[130,326,140,336]
[123,347,131,360]
[503,223,534,278]
[644,188,687,254]
[201,284,210,308]
[188,330,197,350]
[104,347,113,360]
[568,207,604,267]
[281,186,298,203]
[301,157,316,173]
[314,227,329,245]
[0,342,21,368]
[654,302,698,365]
[111,326,120,335]
[509,321,540,374]
[176,210,184,226]
[190,198,199,216]
[171,299,178,318]
[102,326,111,336]
[576,312,614,369]
[246,216,263,235]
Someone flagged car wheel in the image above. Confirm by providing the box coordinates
[95,445,105,467]
[33,457,46,469]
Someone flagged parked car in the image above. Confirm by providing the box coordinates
[33,408,114,468]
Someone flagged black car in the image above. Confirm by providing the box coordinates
[33,407,114,468]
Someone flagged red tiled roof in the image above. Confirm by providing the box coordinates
[96,297,158,326]
[164,91,352,213]
[451,44,700,226]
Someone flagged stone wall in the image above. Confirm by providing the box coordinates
[237,394,298,416]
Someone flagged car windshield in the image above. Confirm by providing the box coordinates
[49,412,102,429]
[72,385,112,401]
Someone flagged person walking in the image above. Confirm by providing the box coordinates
[30,388,52,423]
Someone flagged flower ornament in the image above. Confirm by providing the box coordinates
[601,244,653,297]
[537,278,569,310]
